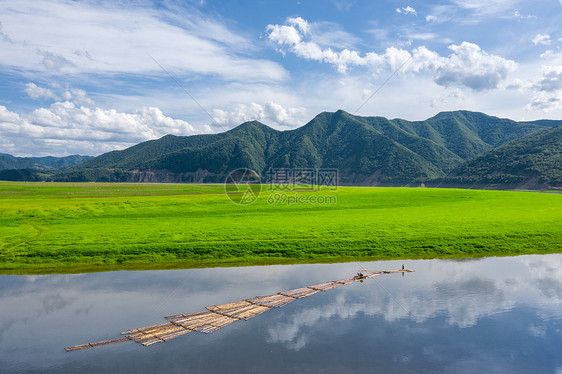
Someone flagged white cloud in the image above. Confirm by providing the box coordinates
[268,17,417,73]
[528,324,546,337]
[526,65,562,111]
[212,101,306,128]
[267,17,363,73]
[434,42,517,90]
[409,46,445,72]
[24,83,59,101]
[532,33,551,46]
[426,1,524,25]
[396,6,417,15]
[505,78,526,91]
[534,65,562,92]
[0,104,21,125]
[268,19,515,91]
[424,5,457,23]
[308,23,361,50]
[40,50,75,72]
[510,10,537,21]
[63,88,95,107]
[24,83,96,107]
[407,33,438,41]
[526,91,559,111]
[267,23,302,47]
[0,99,207,156]
[287,16,311,36]
[0,0,286,82]
[267,18,366,73]
[451,0,518,16]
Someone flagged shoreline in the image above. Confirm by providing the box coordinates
[2,250,559,275]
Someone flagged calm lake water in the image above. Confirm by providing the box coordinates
[1,255,562,373]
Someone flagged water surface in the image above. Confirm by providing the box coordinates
[1,255,562,373]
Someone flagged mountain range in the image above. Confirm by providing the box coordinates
[0,153,92,171]
[1,110,561,189]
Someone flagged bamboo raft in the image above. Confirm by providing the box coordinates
[65,269,413,351]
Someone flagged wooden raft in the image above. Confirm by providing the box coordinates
[65,269,413,351]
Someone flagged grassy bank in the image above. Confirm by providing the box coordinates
[1,181,561,274]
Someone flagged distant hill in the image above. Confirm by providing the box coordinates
[437,125,562,189]
[49,110,559,185]
[2,110,561,188]
[0,153,92,171]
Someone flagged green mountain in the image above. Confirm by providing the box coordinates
[0,168,50,182]
[4,110,561,187]
[438,125,562,189]
[0,153,92,171]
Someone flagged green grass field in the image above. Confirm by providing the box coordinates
[0,181,561,274]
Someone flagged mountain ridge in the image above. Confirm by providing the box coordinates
[0,153,92,171]
[1,110,561,188]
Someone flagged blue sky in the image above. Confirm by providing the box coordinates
[1,0,562,156]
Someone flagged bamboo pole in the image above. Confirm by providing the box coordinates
[65,269,414,351]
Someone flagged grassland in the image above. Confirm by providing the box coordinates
[0,181,561,274]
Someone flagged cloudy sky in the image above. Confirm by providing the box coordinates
[1,0,562,156]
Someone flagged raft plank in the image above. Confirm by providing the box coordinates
[279,287,319,299]
[246,293,295,308]
[65,344,92,351]
[165,310,210,320]
[206,301,251,311]
[89,337,129,347]
[141,338,163,346]
[308,282,343,291]
[334,277,359,285]
[236,305,271,320]
[171,311,238,333]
